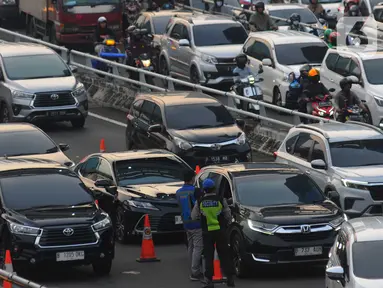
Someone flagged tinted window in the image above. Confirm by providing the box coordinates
[208,172,223,189]
[131,99,144,118]
[97,159,113,180]
[0,130,57,157]
[245,41,271,61]
[115,157,191,186]
[312,141,325,161]
[374,7,383,22]
[353,241,383,279]
[80,157,99,177]
[197,171,210,187]
[360,0,370,16]
[219,177,232,199]
[1,170,93,211]
[170,23,183,39]
[368,0,380,12]
[152,16,173,34]
[330,139,383,167]
[349,59,361,78]
[325,53,339,71]
[151,105,163,125]
[193,24,248,46]
[285,134,299,154]
[293,133,314,161]
[363,59,383,85]
[140,101,155,122]
[275,43,327,65]
[165,103,235,130]
[234,173,324,206]
[334,56,351,76]
[3,55,71,81]
[269,8,318,26]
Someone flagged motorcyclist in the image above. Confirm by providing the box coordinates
[323,29,333,45]
[233,54,253,81]
[289,13,301,30]
[347,4,361,16]
[307,0,325,18]
[298,64,311,91]
[249,2,278,32]
[343,0,359,14]
[93,16,115,55]
[328,31,340,48]
[334,77,367,122]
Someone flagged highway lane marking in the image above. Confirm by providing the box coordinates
[89,112,127,128]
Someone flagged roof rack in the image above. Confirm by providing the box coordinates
[345,121,383,134]
[296,124,330,138]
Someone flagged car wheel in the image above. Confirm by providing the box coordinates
[231,233,250,278]
[160,57,169,86]
[0,104,10,123]
[92,257,112,276]
[363,107,372,125]
[71,118,85,128]
[115,206,128,243]
[190,67,200,85]
[273,87,282,107]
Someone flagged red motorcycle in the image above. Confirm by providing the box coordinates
[303,88,336,121]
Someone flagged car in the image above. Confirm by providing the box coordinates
[74,149,194,243]
[275,121,383,218]
[242,31,328,107]
[159,14,248,86]
[339,0,380,16]
[0,42,88,127]
[288,0,342,16]
[326,216,383,287]
[0,123,74,167]
[194,162,346,277]
[125,92,252,168]
[319,46,383,127]
[186,0,243,16]
[0,158,114,274]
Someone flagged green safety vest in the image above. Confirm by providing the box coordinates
[199,194,224,232]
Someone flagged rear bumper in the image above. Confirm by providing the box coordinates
[57,32,122,44]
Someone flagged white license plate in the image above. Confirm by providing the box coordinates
[294,246,322,256]
[243,87,255,97]
[209,156,229,163]
[56,251,85,262]
[175,216,183,225]
[48,111,66,117]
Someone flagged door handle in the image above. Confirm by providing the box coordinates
[305,170,311,175]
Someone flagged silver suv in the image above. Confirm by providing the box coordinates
[0,43,88,128]
[159,14,248,85]
[275,121,383,218]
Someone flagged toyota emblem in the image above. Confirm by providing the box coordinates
[63,228,74,236]
[301,225,311,234]
[50,94,59,100]
[211,144,221,150]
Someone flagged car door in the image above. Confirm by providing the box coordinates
[331,55,352,93]
[321,52,340,92]
[146,103,167,149]
[348,58,366,102]
[328,231,350,288]
[289,133,315,175]
[135,100,156,148]
[167,23,184,74]
[127,99,144,148]
[308,138,328,191]
[178,23,193,77]
[215,174,238,223]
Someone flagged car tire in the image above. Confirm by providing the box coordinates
[190,67,200,85]
[160,57,169,86]
[115,206,129,243]
[0,103,10,123]
[273,87,282,107]
[71,118,85,128]
[231,233,250,278]
[92,257,112,276]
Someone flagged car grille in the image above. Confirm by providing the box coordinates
[216,58,235,64]
[368,186,383,201]
[39,225,97,247]
[191,145,239,157]
[215,64,236,77]
[277,231,334,242]
[33,92,76,108]
[135,213,184,232]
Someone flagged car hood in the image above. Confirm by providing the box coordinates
[244,201,341,225]
[10,76,77,93]
[332,166,383,182]
[124,181,184,200]
[196,45,243,59]
[354,277,383,288]
[367,85,383,97]
[168,125,242,144]
[3,152,72,166]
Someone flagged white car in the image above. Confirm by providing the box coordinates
[289,0,342,15]
[242,30,328,106]
[320,47,383,127]
[338,0,380,16]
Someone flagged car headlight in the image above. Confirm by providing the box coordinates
[374,95,383,107]
[92,215,112,232]
[141,59,151,67]
[248,219,278,234]
[330,215,346,230]
[236,132,246,145]
[174,137,193,150]
[201,54,218,65]
[11,90,35,100]
[127,200,159,210]
[8,222,41,236]
[341,179,369,190]
[72,83,86,97]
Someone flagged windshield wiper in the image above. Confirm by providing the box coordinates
[45,147,59,153]
[184,124,214,129]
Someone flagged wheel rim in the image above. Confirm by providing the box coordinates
[232,237,242,275]
[3,107,9,123]
[115,209,125,241]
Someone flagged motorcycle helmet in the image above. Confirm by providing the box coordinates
[340,77,352,90]
[299,64,311,77]
[235,53,248,69]
[344,0,358,12]
[255,1,265,12]
[289,13,301,26]
[348,4,360,16]
[308,68,320,83]
[329,31,340,47]
[323,28,332,42]
[98,16,107,23]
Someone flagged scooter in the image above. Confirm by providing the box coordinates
[303,88,336,120]
[134,53,155,85]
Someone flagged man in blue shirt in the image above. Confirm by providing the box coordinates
[176,170,203,281]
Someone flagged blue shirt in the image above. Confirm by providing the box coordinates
[176,184,201,230]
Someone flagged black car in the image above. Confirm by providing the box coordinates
[74,149,194,243]
[195,162,346,277]
[0,159,114,275]
[125,92,252,168]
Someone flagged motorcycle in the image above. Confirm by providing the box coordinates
[134,53,155,85]
[303,88,336,120]
[340,105,369,122]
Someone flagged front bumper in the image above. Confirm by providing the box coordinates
[199,62,236,85]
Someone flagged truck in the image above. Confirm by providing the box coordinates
[19,0,123,46]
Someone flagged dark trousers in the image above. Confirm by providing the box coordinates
[203,229,234,281]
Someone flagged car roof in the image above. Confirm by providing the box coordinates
[347,217,383,242]
[331,46,383,60]
[0,158,64,172]
[266,3,307,10]
[248,31,324,45]
[0,123,39,133]
[143,10,193,17]
[0,42,56,57]
[137,91,219,106]
[86,149,182,162]
[296,122,383,142]
[188,14,238,25]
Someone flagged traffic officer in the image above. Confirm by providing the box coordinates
[191,178,235,288]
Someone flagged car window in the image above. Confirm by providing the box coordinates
[80,157,100,178]
[275,43,327,65]
[208,172,223,189]
[243,38,255,56]
[352,240,383,279]
[325,53,339,71]
[181,24,190,40]
[219,176,232,199]
[349,59,361,78]
[143,17,152,33]
[336,232,349,279]
[151,104,163,125]
[170,23,183,40]
[97,159,113,181]
[192,23,248,47]
[246,41,271,61]
[293,133,314,161]
[131,99,144,118]
[165,17,175,34]
[140,101,156,123]
[197,171,210,187]
[363,58,383,84]
[152,16,173,34]
[334,56,351,76]
[285,134,299,154]
[311,141,325,161]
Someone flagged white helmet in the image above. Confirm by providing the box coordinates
[98,16,107,23]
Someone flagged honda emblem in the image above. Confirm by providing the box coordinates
[301,225,311,234]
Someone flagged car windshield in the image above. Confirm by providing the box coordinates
[152,16,173,34]
[353,241,383,279]
[1,170,93,211]
[269,8,318,26]
[165,103,235,130]
[330,139,383,167]
[3,54,71,81]
[363,59,383,85]
[189,0,240,14]
[63,0,119,6]
[234,173,324,206]
[193,23,248,46]
[0,130,58,157]
[300,0,341,4]
[275,43,328,65]
[115,157,191,186]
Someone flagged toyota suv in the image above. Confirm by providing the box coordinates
[275,121,383,219]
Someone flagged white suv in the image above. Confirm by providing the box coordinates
[243,31,328,107]
[320,47,383,127]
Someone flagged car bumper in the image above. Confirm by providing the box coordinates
[199,62,236,85]
[0,5,18,19]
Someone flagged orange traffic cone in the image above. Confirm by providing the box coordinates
[195,165,201,174]
[100,139,106,153]
[136,214,160,263]
[3,250,13,288]
[212,244,226,283]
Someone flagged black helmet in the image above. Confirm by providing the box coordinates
[290,13,301,24]
[299,64,311,74]
[348,4,360,16]
[235,53,248,68]
[340,77,352,90]
[255,1,265,9]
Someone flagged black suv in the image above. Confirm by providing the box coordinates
[125,92,252,168]
[0,159,114,275]
[195,162,346,277]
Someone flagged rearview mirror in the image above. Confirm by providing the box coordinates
[95,179,113,188]
[148,124,163,133]
[59,143,70,151]
[329,88,336,93]
[179,39,190,46]
[262,58,272,67]
[326,266,344,281]
[311,159,327,170]
[69,65,78,73]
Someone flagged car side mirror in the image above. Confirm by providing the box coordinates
[95,179,113,188]
[258,65,263,74]
[258,78,264,82]
[148,124,163,133]
[328,190,340,201]
[262,58,272,67]
[311,159,327,170]
[242,46,247,53]
[179,39,190,46]
[59,143,70,151]
[69,65,78,73]
[326,266,344,281]
[329,88,336,93]
[236,118,245,128]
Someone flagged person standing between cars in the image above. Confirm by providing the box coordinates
[176,170,204,281]
[249,2,278,32]
[93,16,115,55]
[307,0,325,18]
[191,178,235,288]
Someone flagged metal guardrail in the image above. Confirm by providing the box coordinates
[0,26,338,126]
[0,269,46,288]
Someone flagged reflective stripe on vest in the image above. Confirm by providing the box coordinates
[200,199,223,231]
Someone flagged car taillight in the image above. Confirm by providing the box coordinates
[273,152,278,159]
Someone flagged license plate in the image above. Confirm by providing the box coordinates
[243,87,255,97]
[175,216,183,225]
[56,251,84,262]
[318,102,331,107]
[208,156,229,163]
[48,111,66,117]
[294,246,322,256]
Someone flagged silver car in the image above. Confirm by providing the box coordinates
[326,217,383,288]
[0,42,88,128]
